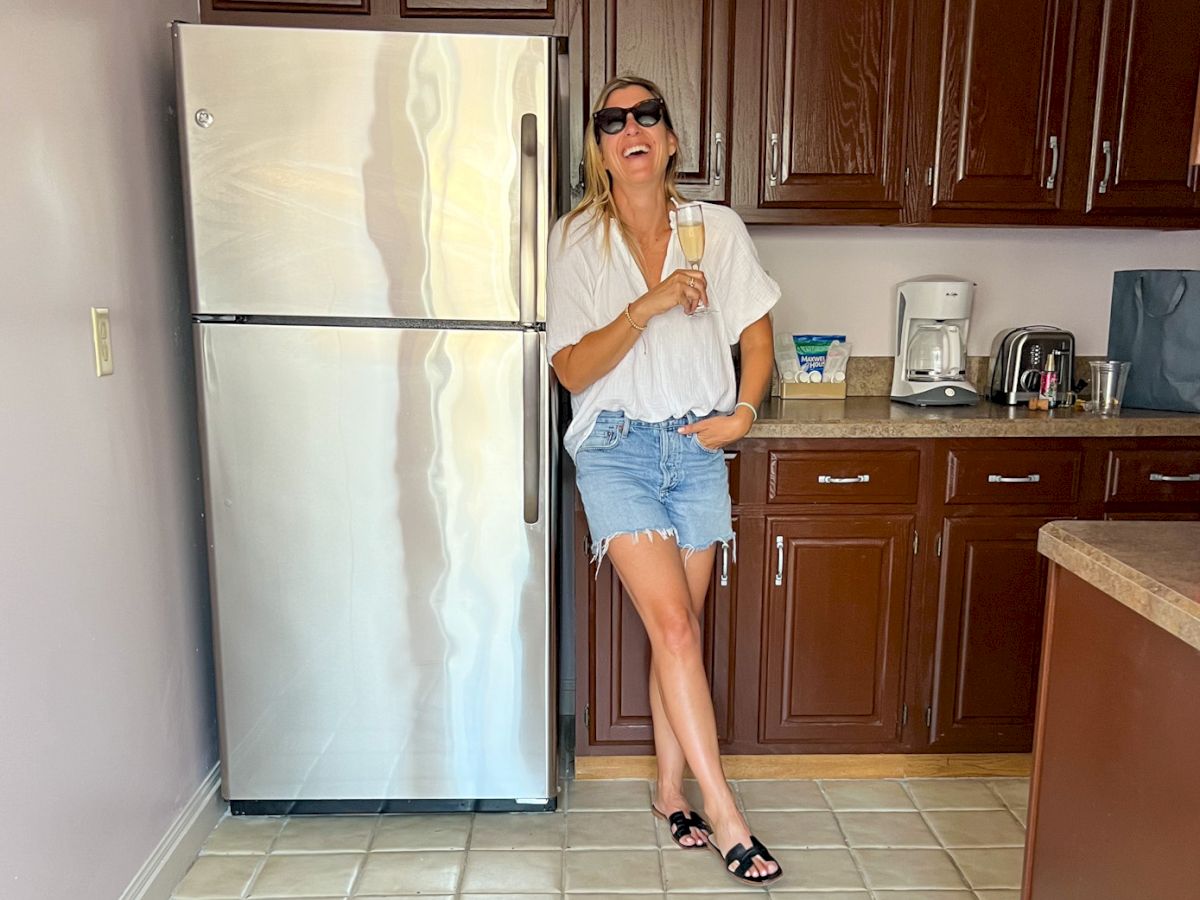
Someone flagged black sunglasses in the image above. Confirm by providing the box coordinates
[592,98,668,140]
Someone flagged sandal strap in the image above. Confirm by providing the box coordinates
[666,810,692,840]
[722,835,778,879]
[666,810,711,842]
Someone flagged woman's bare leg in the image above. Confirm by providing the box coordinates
[607,534,778,878]
[647,545,716,847]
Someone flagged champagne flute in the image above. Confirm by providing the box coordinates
[675,202,708,315]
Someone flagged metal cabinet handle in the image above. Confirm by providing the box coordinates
[818,474,871,484]
[988,474,1041,484]
[713,132,724,186]
[1098,139,1112,194]
[768,133,780,185]
[719,542,730,586]
[1045,134,1059,189]
[774,535,784,586]
[1150,472,1200,482]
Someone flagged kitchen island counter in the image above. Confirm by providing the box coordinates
[748,396,1200,439]
[1037,520,1200,651]
[1023,520,1200,898]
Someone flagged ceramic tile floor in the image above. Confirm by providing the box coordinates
[174,776,1029,899]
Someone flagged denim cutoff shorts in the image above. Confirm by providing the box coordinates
[574,409,734,564]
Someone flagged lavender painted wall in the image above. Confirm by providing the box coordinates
[0,2,215,898]
[752,226,1200,356]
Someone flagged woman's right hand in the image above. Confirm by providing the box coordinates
[636,269,708,319]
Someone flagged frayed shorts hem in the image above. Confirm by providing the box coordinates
[589,528,734,572]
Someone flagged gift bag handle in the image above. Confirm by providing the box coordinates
[1133,273,1188,320]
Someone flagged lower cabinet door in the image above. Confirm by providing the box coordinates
[580,510,736,751]
[929,516,1054,751]
[760,515,913,747]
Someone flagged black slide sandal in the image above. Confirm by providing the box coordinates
[708,834,783,885]
[651,805,712,849]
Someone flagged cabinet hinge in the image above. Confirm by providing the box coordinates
[935,533,943,557]
[901,703,909,726]
[583,704,589,728]
[925,706,933,728]
[912,531,918,555]
[904,166,911,186]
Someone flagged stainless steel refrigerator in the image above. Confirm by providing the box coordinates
[173,23,557,813]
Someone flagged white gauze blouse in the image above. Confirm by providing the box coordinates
[546,202,780,459]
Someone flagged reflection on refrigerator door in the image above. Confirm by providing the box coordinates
[197,323,552,803]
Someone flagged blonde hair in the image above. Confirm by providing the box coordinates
[562,75,686,265]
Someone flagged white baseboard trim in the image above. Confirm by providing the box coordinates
[120,764,226,900]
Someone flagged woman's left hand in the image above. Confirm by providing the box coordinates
[677,406,754,452]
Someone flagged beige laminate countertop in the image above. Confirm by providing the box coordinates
[748,396,1200,439]
[1038,520,1200,652]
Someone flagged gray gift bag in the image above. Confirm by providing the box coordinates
[1108,270,1200,413]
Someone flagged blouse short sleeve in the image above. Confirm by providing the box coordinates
[707,207,780,344]
[546,217,597,362]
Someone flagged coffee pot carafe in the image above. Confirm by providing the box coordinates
[906,322,964,381]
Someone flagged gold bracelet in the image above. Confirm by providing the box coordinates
[734,401,758,422]
[624,303,646,332]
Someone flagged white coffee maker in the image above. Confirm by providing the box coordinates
[890,277,979,406]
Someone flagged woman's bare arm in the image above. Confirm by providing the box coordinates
[551,269,707,393]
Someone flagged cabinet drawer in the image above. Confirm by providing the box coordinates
[768,450,919,505]
[946,449,1081,505]
[1105,450,1200,504]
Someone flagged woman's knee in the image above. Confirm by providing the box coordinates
[647,605,701,657]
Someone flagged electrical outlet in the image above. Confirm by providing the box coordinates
[91,307,113,376]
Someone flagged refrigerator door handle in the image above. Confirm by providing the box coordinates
[522,330,542,524]
[519,112,538,327]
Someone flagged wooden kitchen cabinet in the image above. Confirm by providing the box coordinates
[397,0,556,16]
[1083,0,1200,215]
[732,0,916,222]
[573,504,737,753]
[928,515,1055,751]
[760,514,913,749]
[202,0,567,33]
[928,0,1078,215]
[584,0,733,203]
[923,440,1086,752]
[575,435,1200,758]
[210,0,369,11]
[728,0,1200,225]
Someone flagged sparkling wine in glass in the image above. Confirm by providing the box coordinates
[675,202,708,315]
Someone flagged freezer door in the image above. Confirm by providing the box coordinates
[174,25,550,323]
[196,323,552,800]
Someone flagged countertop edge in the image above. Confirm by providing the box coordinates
[747,420,1200,439]
[1037,523,1200,653]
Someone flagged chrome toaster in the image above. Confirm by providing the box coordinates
[989,326,1075,404]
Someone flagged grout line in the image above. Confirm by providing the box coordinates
[343,814,380,897]
[454,811,475,895]
[238,814,287,899]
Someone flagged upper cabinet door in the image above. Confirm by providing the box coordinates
[1087,0,1200,213]
[211,0,368,10]
[759,0,915,214]
[932,0,1077,211]
[589,0,732,203]
[399,0,555,16]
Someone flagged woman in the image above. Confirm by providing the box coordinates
[546,76,782,885]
